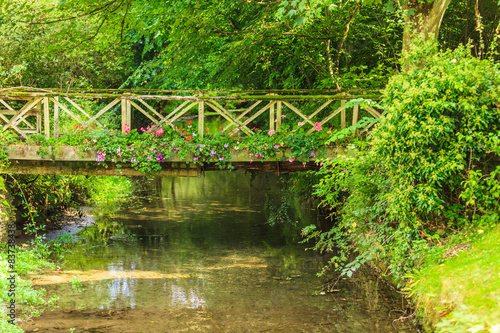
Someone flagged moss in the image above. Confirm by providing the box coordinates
[0,90,382,101]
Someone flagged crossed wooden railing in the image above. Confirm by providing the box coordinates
[0,88,383,139]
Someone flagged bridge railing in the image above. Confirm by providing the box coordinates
[0,88,383,139]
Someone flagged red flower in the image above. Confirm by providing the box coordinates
[91,125,96,129]
[186,121,192,124]
[186,135,193,141]
[183,130,187,135]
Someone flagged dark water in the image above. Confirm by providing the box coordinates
[24,171,418,333]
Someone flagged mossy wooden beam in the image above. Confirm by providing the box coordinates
[6,145,341,162]
[0,91,382,101]
[0,87,383,96]
[0,160,202,177]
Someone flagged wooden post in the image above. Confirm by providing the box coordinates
[198,101,204,138]
[276,101,282,131]
[121,98,127,133]
[54,97,59,137]
[341,100,346,129]
[269,102,275,131]
[36,100,42,135]
[352,104,359,134]
[126,99,132,127]
[43,97,50,138]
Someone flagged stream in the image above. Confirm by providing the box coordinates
[21,171,418,333]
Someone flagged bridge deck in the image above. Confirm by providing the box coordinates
[2,145,340,177]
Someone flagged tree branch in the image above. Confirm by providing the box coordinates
[333,3,361,74]
[20,0,121,25]
[238,0,283,5]
[120,0,133,41]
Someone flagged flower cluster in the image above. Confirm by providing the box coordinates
[24,116,345,175]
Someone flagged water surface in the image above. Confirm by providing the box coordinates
[22,171,418,332]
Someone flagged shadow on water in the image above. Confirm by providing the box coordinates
[22,171,419,333]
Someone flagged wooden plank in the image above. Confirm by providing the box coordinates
[137,98,164,120]
[0,99,34,130]
[277,101,282,131]
[269,102,275,131]
[341,100,346,129]
[352,104,359,126]
[54,97,59,137]
[126,99,132,125]
[164,102,198,126]
[0,112,27,138]
[82,98,120,127]
[222,101,261,132]
[43,97,50,138]
[352,104,359,134]
[0,99,14,111]
[240,101,276,131]
[360,120,379,134]
[206,101,253,136]
[64,97,104,127]
[50,98,86,126]
[159,100,190,125]
[121,99,127,132]
[198,101,204,138]
[2,97,42,132]
[0,109,35,129]
[128,100,158,123]
[308,100,333,121]
[36,101,42,135]
[307,105,345,134]
[290,100,334,134]
[364,105,383,118]
[282,101,315,126]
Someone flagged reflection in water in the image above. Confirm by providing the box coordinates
[33,171,417,332]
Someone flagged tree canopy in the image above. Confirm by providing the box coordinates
[0,0,498,89]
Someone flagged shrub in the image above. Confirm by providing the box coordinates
[306,40,500,282]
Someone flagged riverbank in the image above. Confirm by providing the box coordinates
[406,225,500,332]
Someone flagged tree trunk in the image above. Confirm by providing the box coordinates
[402,0,452,52]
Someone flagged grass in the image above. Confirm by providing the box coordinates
[0,241,57,333]
[408,225,500,332]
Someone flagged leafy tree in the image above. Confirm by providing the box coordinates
[307,40,500,282]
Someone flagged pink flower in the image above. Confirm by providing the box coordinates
[298,122,304,127]
[314,122,322,131]
[289,158,295,163]
[124,123,130,134]
[268,129,275,136]
[273,145,280,149]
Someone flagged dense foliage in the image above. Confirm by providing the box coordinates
[306,41,500,283]
[1,0,500,331]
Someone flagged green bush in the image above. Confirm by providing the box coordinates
[306,40,500,283]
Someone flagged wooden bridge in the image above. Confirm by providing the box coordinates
[0,88,383,176]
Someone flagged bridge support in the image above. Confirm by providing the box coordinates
[1,160,202,177]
